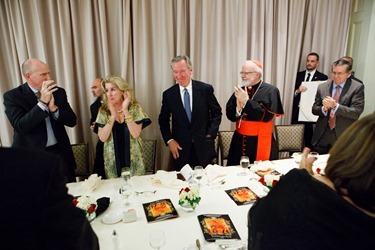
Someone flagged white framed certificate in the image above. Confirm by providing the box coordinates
[298,80,328,122]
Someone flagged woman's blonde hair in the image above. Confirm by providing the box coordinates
[100,75,138,113]
[325,114,375,212]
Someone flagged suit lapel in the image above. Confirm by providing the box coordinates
[191,81,201,124]
[22,83,39,107]
[173,84,191,124]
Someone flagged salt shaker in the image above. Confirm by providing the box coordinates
[112,229,119,250]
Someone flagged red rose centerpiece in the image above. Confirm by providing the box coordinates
[178,185,201,211]
[73,196,97,221]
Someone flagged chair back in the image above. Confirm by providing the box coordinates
[218,131,234,166]
[275,124,305,158]
[71,143,90,180]
[142,139,157,174]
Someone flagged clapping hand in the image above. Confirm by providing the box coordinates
[234,85,249,106]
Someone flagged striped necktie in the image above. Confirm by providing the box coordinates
[328,85,341,130]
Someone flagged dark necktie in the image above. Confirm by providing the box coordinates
[329,85,341,130]
[184,88,192,122]
[306,73,311,82]
[35,91,41,99]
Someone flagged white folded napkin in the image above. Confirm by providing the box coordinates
[180,164,194,181]
[81,174,103,192]
[250,161,274,172]
[205,164,226,183]
[151,170,186,189]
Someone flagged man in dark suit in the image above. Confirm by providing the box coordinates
[341,56,363,84]
[89,78,105,178]
[158,55,222,171]
[0,147,99,249]
[292,52,328,149]
[312,59,365,154]
[3,58,77,183]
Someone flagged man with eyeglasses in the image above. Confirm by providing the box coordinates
[159,55,222,171]
[311,59,364,154]
[226,60,284,165]
[292,52,328,149]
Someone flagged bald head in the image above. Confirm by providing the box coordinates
[91,78,103,98]
[22,59,51,90]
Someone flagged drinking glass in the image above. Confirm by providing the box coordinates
[149,229,166,250]
[194,166,204,187]
[237,156,250,176]
[121,167,131,183]
[120,182,133,206]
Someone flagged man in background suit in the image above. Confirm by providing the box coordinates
[341,56,363,84]
[312,59,364,154]
[90,78,105,178]
[158,55,222,171]
[0,147,99,249]
[292,52,328,149]
[3,58,77,183]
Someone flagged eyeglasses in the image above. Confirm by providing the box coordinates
[240,71,257,75]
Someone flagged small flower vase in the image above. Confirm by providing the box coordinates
[87,212,96,222]
[180,201,196,212]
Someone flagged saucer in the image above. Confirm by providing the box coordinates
[101,211,122,224]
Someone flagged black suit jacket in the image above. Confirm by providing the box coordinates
[3,83,77,175]
[90,97,102,134]
[292,70,328,124]
[0,147,99,250]
[158,80,222,170]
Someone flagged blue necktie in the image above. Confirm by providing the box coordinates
[184,88,192,122]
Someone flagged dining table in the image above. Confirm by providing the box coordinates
[67,154,329,250]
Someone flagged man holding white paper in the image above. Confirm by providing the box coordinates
[292,53,328,149]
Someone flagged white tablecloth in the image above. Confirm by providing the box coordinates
[67,155,328,250]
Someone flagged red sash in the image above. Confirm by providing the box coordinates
[236,120,273,161]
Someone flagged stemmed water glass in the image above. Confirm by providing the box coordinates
[237,156,250,176]
[120,182,133,206]
[149,229,166,250]
[194,166,204,187]
[121,167,131,183]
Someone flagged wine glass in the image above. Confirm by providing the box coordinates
[237,156,250,176]
[120,183,133,206]
[194,166,204,187]
[149,229,166,250]
[121,167,131,183]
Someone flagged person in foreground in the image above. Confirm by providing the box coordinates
[0,147,99,249]
[226,60,284,165]
[3,58,77,183]
[248,114,375,249]
[158,55,222,171]
[96,75,151,178]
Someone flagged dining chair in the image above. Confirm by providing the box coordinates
[274,124,305,159]
[218,131,234,166]
[71,142,90,181]
[142,139,157,175]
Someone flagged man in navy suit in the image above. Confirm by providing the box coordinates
[292,52,328,149]
[3,59,77,183]
[158,55,222,171]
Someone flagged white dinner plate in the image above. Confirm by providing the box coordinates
[101,211,122,224]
